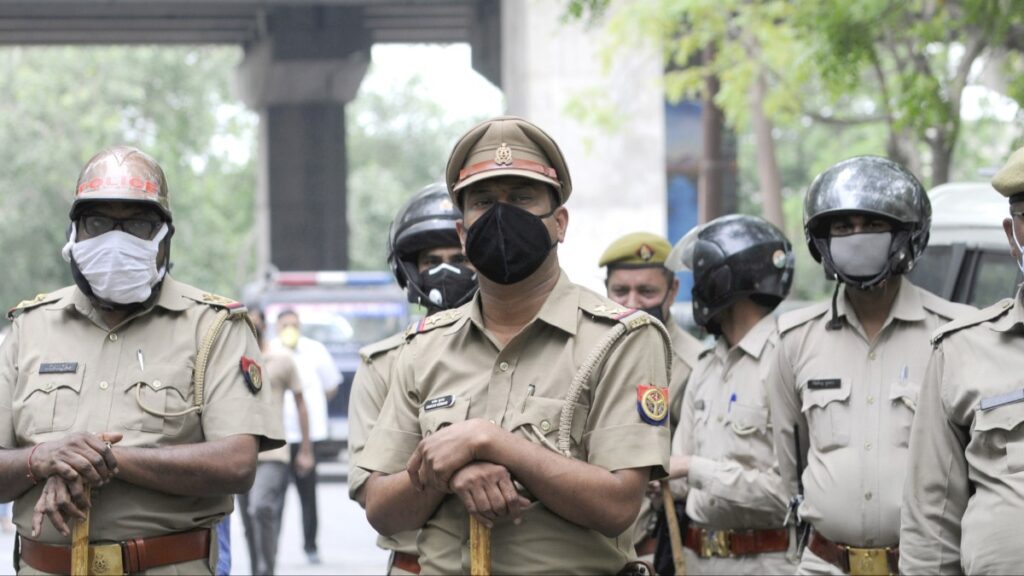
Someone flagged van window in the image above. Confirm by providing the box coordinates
[968,251,1020,308]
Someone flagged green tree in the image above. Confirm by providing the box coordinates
[0,46,257,310]
[345,74,491,271]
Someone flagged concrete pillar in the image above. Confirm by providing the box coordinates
[236,6,371,272]
[499,0,667,292]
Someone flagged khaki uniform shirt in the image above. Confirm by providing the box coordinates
[900,294,1024,575]
[358,271,671,575]
[767,277,972,547]
[347,332,418,556]
[675,313,788,529]
[259,349,302,464]
[667,320,705,434]
[0,277,284,544]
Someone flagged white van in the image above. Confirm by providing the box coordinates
[907,182,1021,307]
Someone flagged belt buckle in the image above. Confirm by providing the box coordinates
[89,543,124,576]
[847,546,891,576]
[699,529,732,558]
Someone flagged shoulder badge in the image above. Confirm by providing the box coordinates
[637,385,669,426]
[931,298,1014,346]
[7,292,61,320]
[240,356,263,394]
[404,308,463,339]
[777,300,830,334]
[358,331,406,362]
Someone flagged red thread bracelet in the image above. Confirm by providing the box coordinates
[26,443,43,485]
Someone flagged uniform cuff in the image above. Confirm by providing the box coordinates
[687,455,718,492]
[348,466,370,501]
[357,427,420,475]
[586,423,670,479]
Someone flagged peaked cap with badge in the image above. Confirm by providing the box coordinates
[445,116,573,207]
[599,232,673,270]
[992,144,1024,203]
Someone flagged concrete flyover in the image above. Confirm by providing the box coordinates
[0,0,501,272]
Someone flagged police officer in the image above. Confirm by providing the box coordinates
[899,145,1024,575]
[357,116,672,574]
[347,182,478,576]
[766,156,974,575]
[663,214,796,575]
[599,232,704,560]
[0,146,282,575]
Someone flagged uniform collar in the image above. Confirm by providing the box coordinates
[464,269,578,337]
[836,276,926,325]
[48,276,190,318]
[712,312,775,361]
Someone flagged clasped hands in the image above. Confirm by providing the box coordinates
[405,419,530,528]
[29,432,122,538]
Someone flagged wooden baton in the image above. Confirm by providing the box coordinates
[70,492,91,576]
[660,479,686,576]
[469,515,491,576]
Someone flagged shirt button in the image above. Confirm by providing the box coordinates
[717,415,724,423]
[867,395,875,405]
[152,380,162,388]
[864,491,873,501]
[864,441,872,451]
[868,351,876,360]
[498,361,509,372]
[540,420,551,432]
[99,381,109,391]
[108,333,118,342]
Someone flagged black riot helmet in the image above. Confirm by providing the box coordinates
[387,183,477,312]
[667,214,794,334]
[804,156,930,288]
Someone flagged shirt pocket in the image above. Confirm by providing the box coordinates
[801,380,852,452]
[727,402,769,437]
[889,381,918,447]
[418,396,471,436]
[974,401,1024,474]
[18,366,85,434]
[507,396,588,457]
[118,364,194,435]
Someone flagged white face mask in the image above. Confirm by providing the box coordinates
[829,232,892,279]
[62,222,169,304]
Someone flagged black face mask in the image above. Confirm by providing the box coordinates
[639,289,671,324]
[465,203,557,285]
[418,262,478,312]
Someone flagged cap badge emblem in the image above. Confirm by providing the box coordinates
[495,142,513,166]
[637,244,655,262]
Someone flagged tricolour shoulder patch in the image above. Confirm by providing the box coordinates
[358,331,407,362]
[931,298,1014,346]
[777,300,830,334]
[404,308,463,340]
[7,292,62,320]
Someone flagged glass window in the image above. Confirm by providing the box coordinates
[969,251,1020,308]
[908,245,953,298]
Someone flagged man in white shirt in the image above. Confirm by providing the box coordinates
[272,309,342,565]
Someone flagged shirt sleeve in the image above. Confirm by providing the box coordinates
[687,455,788,514]
[766,335,804,509]
[0,322,18,449]
[200,313,284,452]
[584,323,671,478]
[899,346,968,575]
[668,370,694,499]
[357,343,423,475]
[347,357,391,501]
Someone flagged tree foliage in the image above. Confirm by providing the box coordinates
[0,46,257,309]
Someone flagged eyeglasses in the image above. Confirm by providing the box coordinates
[79,214,163,240]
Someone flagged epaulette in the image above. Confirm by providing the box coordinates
[185,292,247,314]
[777,300,830,334]
[404,308,463,339]
[358,331,406,362]
[931,298,1014,345]
[7,291,63,320]
[917,287,977,322]
[582,298,655,332]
